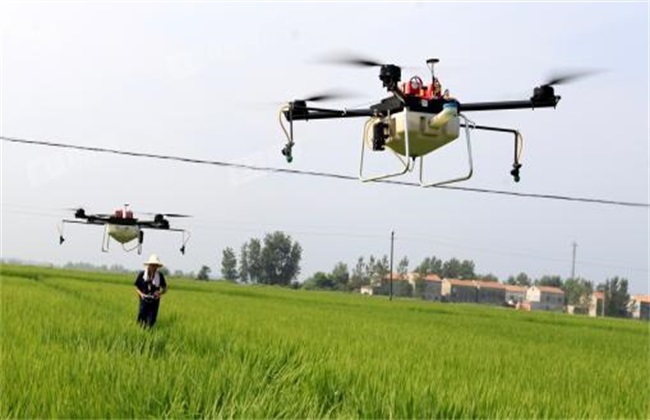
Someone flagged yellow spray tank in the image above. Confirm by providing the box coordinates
[370,102,460,158]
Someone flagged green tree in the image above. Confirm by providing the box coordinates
[415,259,429,277]
[365,255,377,284]
[330,262,350,291]
[397,256,409,278]
[442,258,463,278]
[374,255,390,284]
[430,257,443,276]
[221,247,238,281]
[247,239,263,283]
[507,272,532,286]
[536,275,563,288]
[197,265,211,281]
[600,277,630,318]
[303,272,334,290]
[349,257,368,290]
[459,260,476,279]
[238,244,250,283]
[416,256,443,277]
[479,273,499,282]
[563,277,593,309]
[260,231,302,285]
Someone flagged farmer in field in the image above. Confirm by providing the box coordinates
[134,254,168,328]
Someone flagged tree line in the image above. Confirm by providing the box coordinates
[298,254,631,318]
[220,231,302,286]
[214,234,632,318]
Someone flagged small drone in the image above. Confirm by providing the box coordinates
[279,54,592,186]
[59,204,191,254]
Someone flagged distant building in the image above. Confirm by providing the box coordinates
[475,281,506,305]
[421,274,443,301]
[526,286,565,311]
[505,285,527,305]
[588,291,604,317]
[442,279,478,303]
[364,272,441,299]
[628,295,650,320]
[374,273,412,297]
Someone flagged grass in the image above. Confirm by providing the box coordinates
[1,263,649,418]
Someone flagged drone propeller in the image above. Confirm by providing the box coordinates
[302,92,346,102]
[315,52,421,72]
[142,212,191,218]
[321,53,386,68]
[542,69,602,87]
[161,213,191,218]
[295,89,358,103]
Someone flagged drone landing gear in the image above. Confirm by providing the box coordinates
[359,109,417,182]
[102,225,111,253]
[418,114,474,187]
[360,108,471,186]
[57,223,65,245]
[179,230,191,255]
[279,104,297,163]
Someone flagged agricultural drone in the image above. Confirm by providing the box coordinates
[279,54,593,186]
[59,204,191,255]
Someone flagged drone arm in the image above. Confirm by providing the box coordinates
[279,104,375,163]
[59,218,108,245]
[458,96,560,112]
[282,106,375,121]
[62,219,104,226]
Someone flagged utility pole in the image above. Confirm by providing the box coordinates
[389,230,394,301]
[571,241,577,279]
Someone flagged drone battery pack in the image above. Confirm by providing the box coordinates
[383,109,460,158]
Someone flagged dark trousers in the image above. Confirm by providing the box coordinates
[137,298,161,327]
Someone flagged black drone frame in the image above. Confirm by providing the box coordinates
[280,61,561,183]
[59,208,191,255]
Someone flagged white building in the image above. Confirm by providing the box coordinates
[628,295,650,320]
[526,286,564,311]
[505,285,527,305]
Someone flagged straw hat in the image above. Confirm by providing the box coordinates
[144,254,163,267]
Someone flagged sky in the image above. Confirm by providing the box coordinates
[1,1,648,294]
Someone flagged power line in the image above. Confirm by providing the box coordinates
[2,135,648,208]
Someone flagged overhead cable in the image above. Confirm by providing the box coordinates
[2,135,648,208]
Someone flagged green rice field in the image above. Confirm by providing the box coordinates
[2,264,649,418]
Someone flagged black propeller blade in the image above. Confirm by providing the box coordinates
[328,56,385,68]
[298,89,357,103]
[543,69,602,86]
[316,52,391,68]
[314,52,422,71]
[142,211,191,218]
